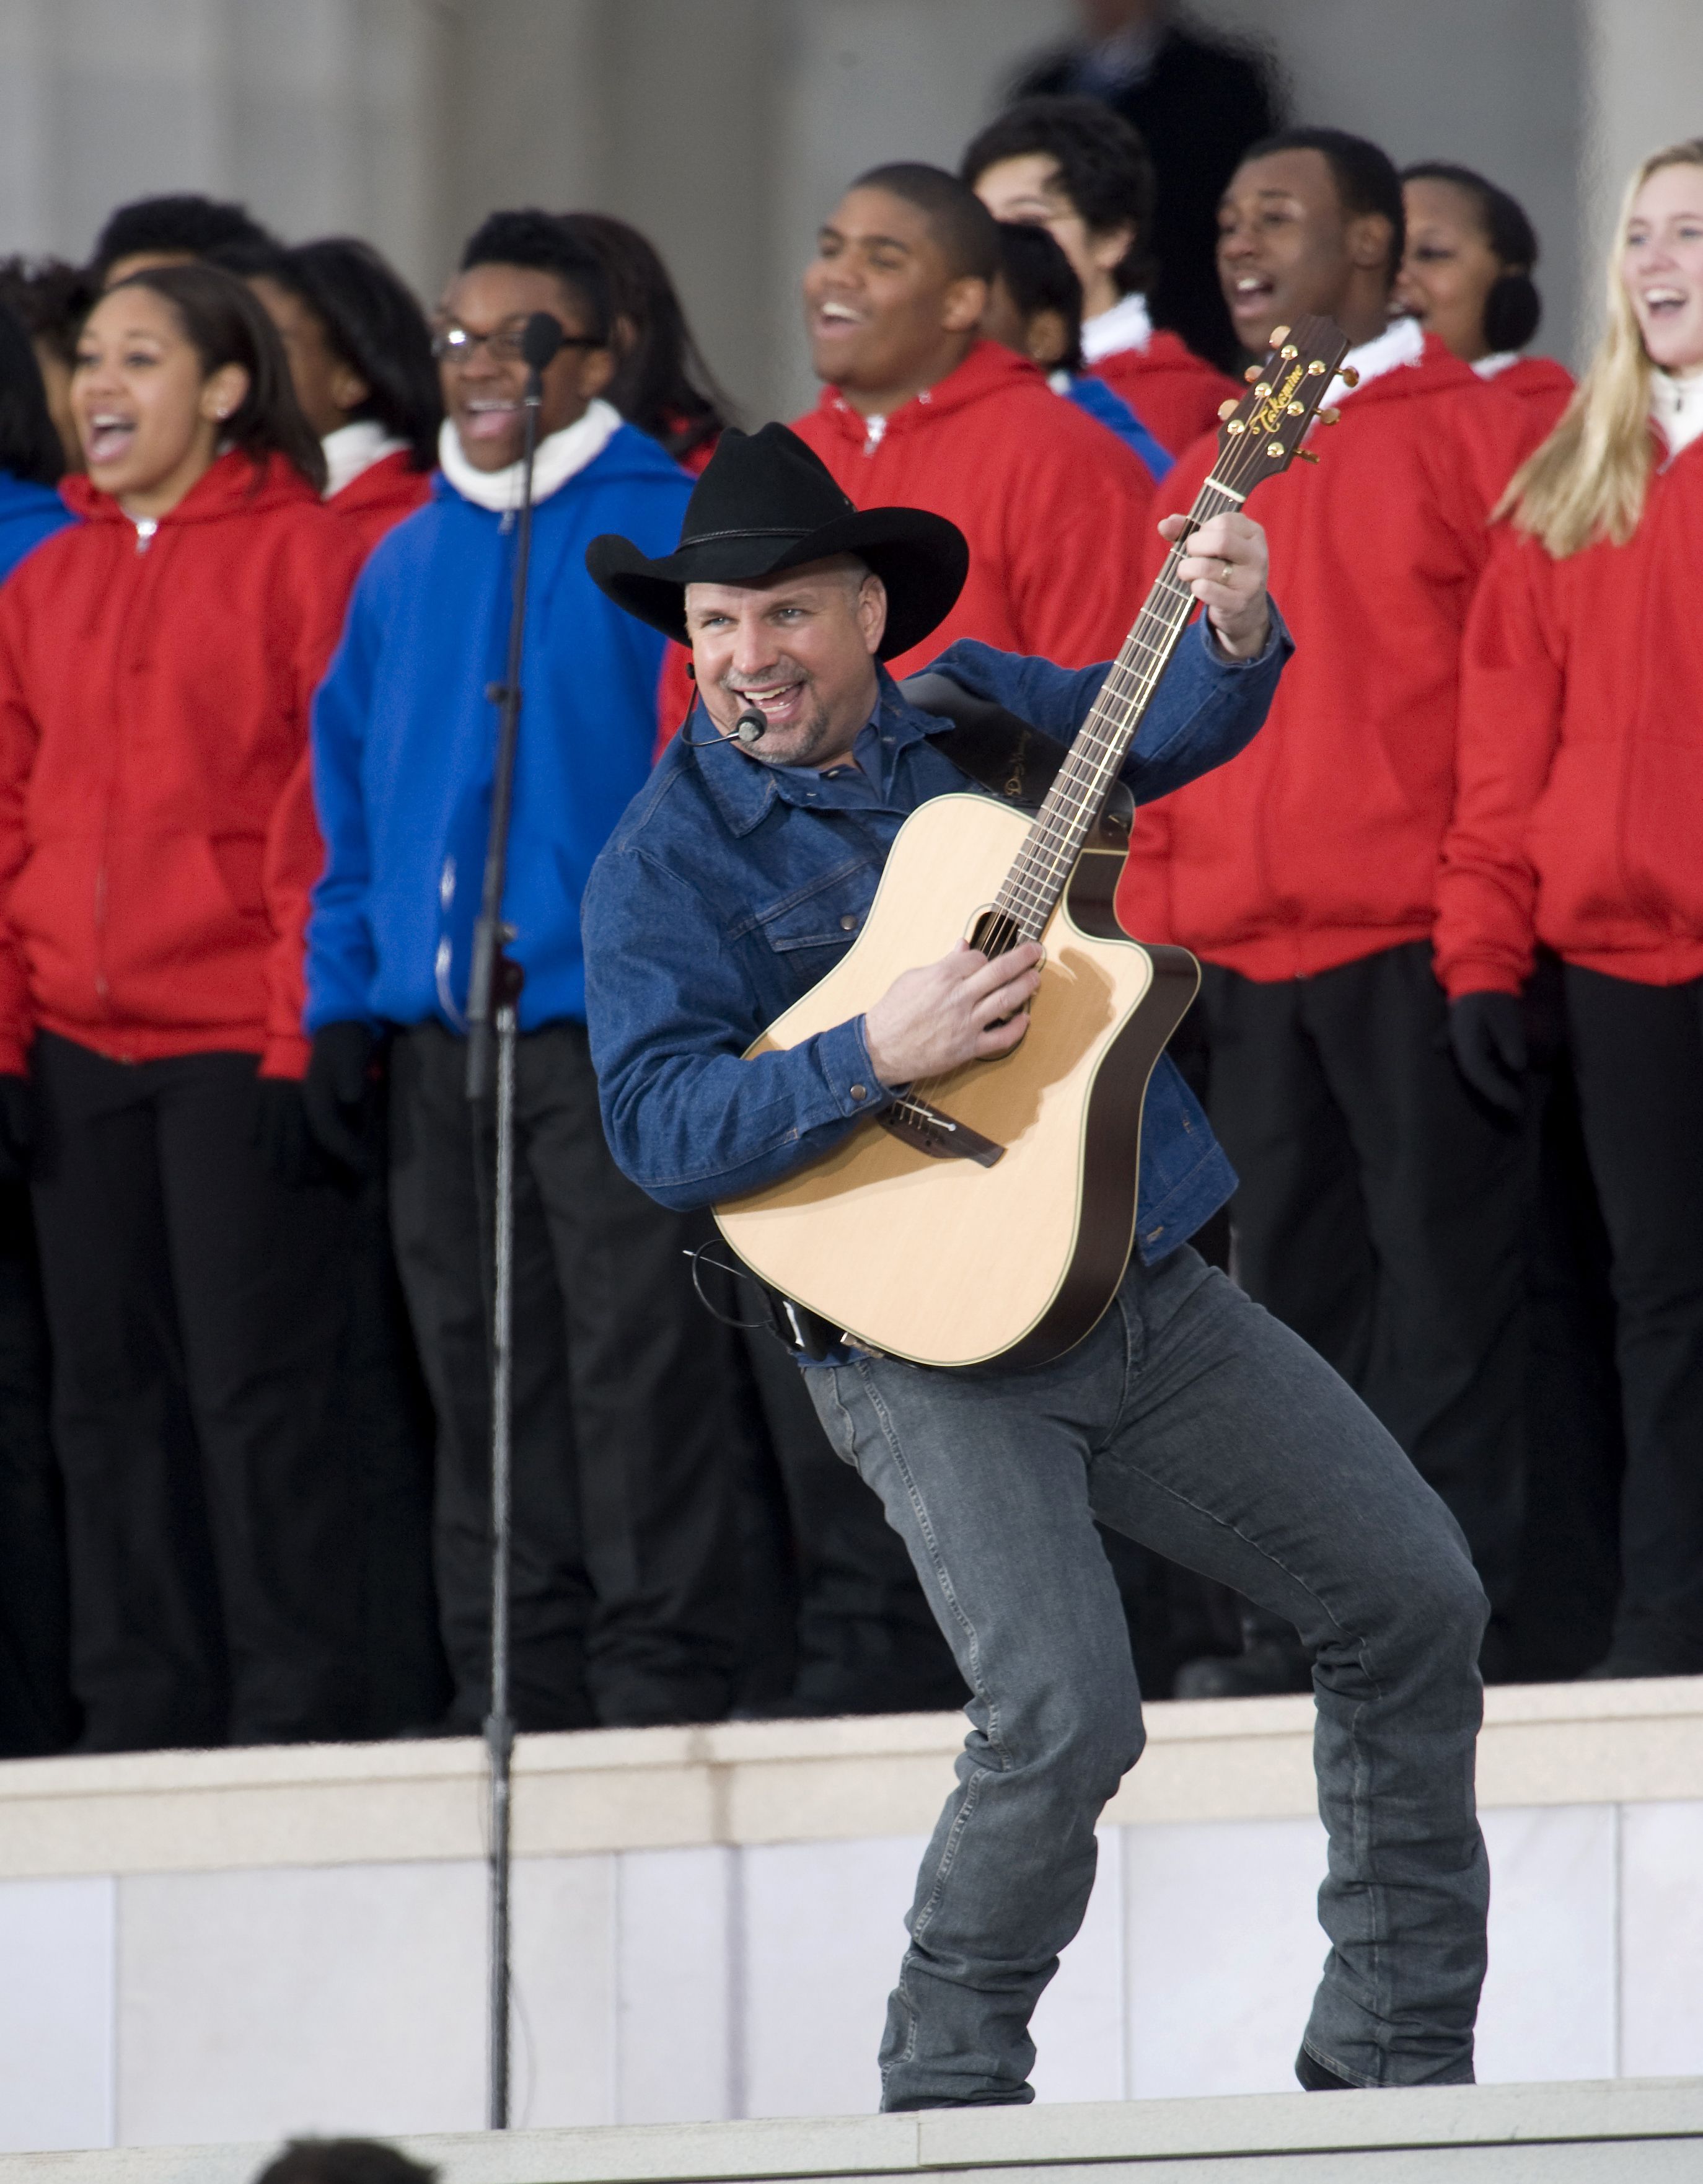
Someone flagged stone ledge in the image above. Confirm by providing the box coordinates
[3,2081,1701,2184]
[0,1680,1697,1880]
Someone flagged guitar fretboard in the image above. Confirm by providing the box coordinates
[981,476,1244,952]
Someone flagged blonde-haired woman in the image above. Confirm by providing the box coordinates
[1437,140,1703,1678]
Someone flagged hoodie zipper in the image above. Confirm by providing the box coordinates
[95,523,165,1014]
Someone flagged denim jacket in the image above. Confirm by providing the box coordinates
[581,614,1290,1260]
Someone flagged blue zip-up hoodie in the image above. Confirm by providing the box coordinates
[0,473,73,583]
[306,420,692,1033]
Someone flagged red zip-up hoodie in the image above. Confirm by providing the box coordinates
[790,339,1156,676]
[325,447,433,558]
[0,451,365,1078]
[1092,329,1241,459]
[1436,434,1703,997]
[1115,335,1538,979]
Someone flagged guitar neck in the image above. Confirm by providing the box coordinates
[988,472,1246,944]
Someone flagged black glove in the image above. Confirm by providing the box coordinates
[0,1073,32,1182]
[301,1021,379,1176]
[1449,990,1527,1116]
[252,1075,317,1186]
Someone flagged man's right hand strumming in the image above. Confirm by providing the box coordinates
[862,940,1043,1086]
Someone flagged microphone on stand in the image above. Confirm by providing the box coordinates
[467,302,570,2139]
[519,310,566,381]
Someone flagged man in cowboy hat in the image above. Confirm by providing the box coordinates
[581,423,1493,2105]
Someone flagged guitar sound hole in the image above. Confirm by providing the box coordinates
[971,907,1028,961]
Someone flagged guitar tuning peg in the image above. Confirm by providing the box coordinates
[1244,364,1262,384]
[1340,367,1360,387]
[1217,398,1239,421]
[1295,449,1321,464]
[1318,407,1340,426]
[1269,324,1291,345]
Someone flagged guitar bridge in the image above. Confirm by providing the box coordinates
[879,1097,1005,1168]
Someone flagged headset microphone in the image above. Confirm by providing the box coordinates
[733,707,767,746]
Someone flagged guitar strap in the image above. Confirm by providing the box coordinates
[899,671,1135,853]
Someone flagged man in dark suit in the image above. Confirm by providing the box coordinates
[1015,0,1278,369]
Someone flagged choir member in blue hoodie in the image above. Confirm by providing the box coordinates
[302,213,737,1733]
[0,297,75,1756]
[982,219,1173,484]
[0,301,73,581]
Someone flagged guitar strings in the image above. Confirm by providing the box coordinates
[892,484,1240,1130]
[887,388,1298,1131]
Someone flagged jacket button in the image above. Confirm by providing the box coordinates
[840,914,857,930]
[850,1083,868,1102]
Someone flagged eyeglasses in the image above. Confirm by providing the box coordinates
[430,320,605,364]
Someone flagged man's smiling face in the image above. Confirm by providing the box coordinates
[684,558,887,772]
[1217,148,1366,354]
[803,187,985,405]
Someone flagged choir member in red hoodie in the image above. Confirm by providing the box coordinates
[1121,130,1538,1694]
[0,265,369,1751]
[247,237,440,555]
[1396,164,1574,431]
[964,95,1239,457]
[1397,162,1614,1676]
[791,162,1156,676]
[1439,140,1703,1679]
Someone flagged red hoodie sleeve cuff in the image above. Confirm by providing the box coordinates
[260,1034,310,1081]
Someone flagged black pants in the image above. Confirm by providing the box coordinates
[0,1182,76,1754]
[1565,966,1703,1670]
[1508,958,1624,1678]
[1198,942,1528,1612]
[30,1034,363,1750]
[388,1021,739,1728]
[329,1163,449,1736]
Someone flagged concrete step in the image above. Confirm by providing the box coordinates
[8,2079,1701,2184]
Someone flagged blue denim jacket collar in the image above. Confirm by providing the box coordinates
[692,669,930,837]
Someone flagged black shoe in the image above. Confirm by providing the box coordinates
[1295,2045,1356,2091]
[1173,1635,1312,1699]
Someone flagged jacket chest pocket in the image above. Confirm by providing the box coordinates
[748,858,878,958]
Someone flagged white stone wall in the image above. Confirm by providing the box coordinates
[3,1797,1702,2151]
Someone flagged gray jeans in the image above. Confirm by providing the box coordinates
[804,1245,1489,2107]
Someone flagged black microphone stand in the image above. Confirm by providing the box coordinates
[464,310,564,2133]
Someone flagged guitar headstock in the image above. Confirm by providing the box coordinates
[1212,314,1352,488]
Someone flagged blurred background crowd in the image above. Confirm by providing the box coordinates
[0,0,1699,1758]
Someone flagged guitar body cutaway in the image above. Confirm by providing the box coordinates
[713,794,1197,1368]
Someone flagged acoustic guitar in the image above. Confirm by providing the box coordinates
[715,315,1350,1368]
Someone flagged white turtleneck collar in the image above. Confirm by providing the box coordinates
[1081,291,1154,364]
[1325,314,1425,409]
[323,419,408,500]
[1651,368,1703,459]
[437,398,622,516]
[1474,350,1520,381]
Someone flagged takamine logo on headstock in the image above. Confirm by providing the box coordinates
[1212,314,1353,485]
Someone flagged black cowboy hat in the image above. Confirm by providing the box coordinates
[585,423,968,660]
